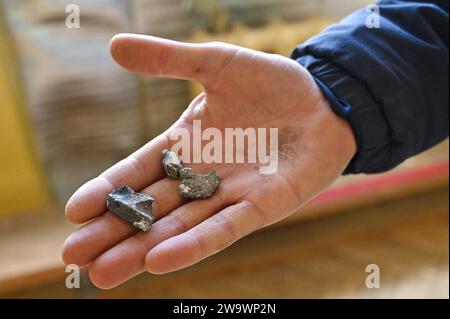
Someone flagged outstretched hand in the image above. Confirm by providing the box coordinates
[61,34,356,289]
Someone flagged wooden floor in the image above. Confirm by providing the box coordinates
[3,186,448,299]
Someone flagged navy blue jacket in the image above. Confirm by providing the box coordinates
[292,0,449,174]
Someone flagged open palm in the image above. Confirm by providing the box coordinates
[62,34,356,289]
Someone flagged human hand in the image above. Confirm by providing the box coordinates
[61,34,356,289]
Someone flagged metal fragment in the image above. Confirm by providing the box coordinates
[178,171,221,200]
[106,185,155,232]
[178,167,193,179]
[162,149,184,179]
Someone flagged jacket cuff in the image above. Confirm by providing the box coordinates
[296,55,392,174]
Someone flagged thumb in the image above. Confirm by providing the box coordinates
[110,33,235,85]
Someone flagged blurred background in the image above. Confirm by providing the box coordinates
[0,0,448,298]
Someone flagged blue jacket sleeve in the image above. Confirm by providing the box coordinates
[292,0,449,174]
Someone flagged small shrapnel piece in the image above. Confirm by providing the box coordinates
[178,167,193,179]
[178,171,222,200]
[162,149,184,179]
[106,185,155,232]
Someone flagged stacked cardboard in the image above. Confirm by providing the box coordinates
[2,0,141,200]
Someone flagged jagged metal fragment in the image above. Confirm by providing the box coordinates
[178,167,193,179]
[160,150,222,200]
[178,171,222,200]
[162,149,184,179]
[106,185,155,232]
